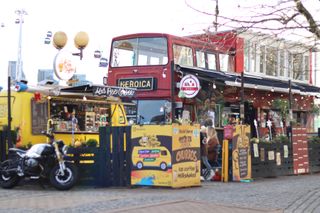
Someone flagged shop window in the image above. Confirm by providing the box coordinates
[259,45,266,74]
[124,104,137,124]
[279,50,285,77]
[266,47,277,77]
[292,53,303,80]
[31,100,48,134]
[304,55,310,81]
[244,41,256,73]
[244,40,250,72]
[287,52,293,78]
[220,53,235,72]
[289,53,310,82]
[50,99,111,133]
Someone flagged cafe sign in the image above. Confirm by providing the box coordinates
[92,86,136,98]
[53,51,76,81]
[179,74,200,98]
[118,77,155,91]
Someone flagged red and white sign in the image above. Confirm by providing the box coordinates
[179,74,200,98]
[53,51,76,80]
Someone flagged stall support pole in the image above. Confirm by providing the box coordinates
[288,79,293,142]
[221,139,229,182]
[170,61,176,122]
[7,75,12,146]
[240,72,245,123]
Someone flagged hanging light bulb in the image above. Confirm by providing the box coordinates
[83,96,87,101]
[212,82,216,89]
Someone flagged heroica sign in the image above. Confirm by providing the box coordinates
[118,77,155,91]
[92,86,136,98]
[179,74,200,98]
[53,51,76,80]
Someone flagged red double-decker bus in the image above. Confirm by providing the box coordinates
[107,32,242,125]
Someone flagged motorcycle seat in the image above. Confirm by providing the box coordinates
[9,148,27,154]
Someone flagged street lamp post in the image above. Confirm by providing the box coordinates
[15,9,27,82]
[6,9,27,147]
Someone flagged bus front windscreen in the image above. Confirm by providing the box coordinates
[111,37,168,67]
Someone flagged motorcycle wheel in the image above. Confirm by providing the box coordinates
[0,160,20,189]
[49,162,78,190]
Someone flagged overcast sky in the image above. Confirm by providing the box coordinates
[0,0,319,88]
[0,0,218,87]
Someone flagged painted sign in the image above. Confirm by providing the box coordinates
[179,74,200,98]
[118,77,155,91]
[232,125,252,181]
[92,86,136,98]
[171,124,200,188]
[130,124,200,188]
[53,51,76,80]
[131,125,173,187]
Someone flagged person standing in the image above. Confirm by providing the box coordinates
[200,119,216,181]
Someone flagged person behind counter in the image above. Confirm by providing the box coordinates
[200,118,218,181]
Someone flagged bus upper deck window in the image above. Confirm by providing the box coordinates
[111,37,168,67]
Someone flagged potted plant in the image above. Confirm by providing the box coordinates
[273,135,289,143]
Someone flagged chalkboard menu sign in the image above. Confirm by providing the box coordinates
[232,125,252,181]
[31,99,48,134]
[238,147,248,178]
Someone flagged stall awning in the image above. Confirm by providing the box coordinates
[177,65,320,95]
[60,84,136,98]
[177,65,232,83]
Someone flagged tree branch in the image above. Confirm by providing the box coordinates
[294,0,320,39]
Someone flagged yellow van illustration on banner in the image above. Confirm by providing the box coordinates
[132,134,171,170]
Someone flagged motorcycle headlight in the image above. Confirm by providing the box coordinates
[62,145,68,155]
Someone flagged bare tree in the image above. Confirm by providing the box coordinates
[184,0,320,80]
[185,0,320,46]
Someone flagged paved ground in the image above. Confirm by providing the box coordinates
[0,173,320,213]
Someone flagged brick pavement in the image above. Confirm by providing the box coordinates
[106,200,282,213]
[0,173,319,212]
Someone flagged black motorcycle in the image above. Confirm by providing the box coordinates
[0,130,78,190]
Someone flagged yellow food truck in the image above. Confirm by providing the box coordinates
[0,84,136,147]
